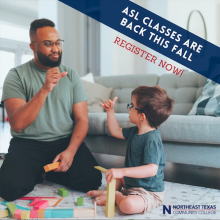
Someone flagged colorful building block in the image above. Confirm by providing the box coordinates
[6,203,17,218]
[53,197,64,207]
[1,202,30,210]
[44,209,53,218]
[106,179,116,218]
[19,196,57,200]
[74,208,94,218]
[94,166,107,173]
[44,162,60,172]
[0,210,9,218]
[77,197,84,206]
[42,198,59,206]
[14,209,23,219]
[58,188,68,197]
[29,198,42,206]
[38,209,45,218]
[33,200,48,210]
[30,209,38,218]
[74,202,96,218]
[94,166,116,217]
[21,211,30,219]
[52,209,73,218]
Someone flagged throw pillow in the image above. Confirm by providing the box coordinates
[81,73,94,83]
[188,79,220,116]
[82,80,113,112]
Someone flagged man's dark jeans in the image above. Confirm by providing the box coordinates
[0,136,102,201]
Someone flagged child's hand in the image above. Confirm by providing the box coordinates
[105,168,124,183]
[100,97,118,111]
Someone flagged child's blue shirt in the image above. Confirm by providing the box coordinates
[122,126,165,192]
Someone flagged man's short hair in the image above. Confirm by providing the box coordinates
[30,18,55,40]
[131,85,174,128]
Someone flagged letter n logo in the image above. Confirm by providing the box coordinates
[163,205,171,214]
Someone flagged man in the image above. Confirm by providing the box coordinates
[0,19,102,201]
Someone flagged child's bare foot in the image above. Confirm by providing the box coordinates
[87,190,107,197]
[95,194,107,206]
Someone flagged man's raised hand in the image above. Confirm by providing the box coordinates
[42,67,67,93]
[100,97,118,111]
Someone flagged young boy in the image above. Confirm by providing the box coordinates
[87,86,174,214]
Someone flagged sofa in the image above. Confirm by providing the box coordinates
[84,72,220,168]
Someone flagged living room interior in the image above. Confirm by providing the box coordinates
[0,0,220,219]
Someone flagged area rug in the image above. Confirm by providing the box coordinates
[0,173,219,219]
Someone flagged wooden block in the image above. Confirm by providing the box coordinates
[77,197,84,206]
[44,209,53,218]
[94,201,96,217]
[21,211,30,219]
[6,203,17,218]
[42,198,59,206]
[44,162,60,172]
[1,202,30,211]
[19,196,57,200]
[58,188,68,197]
[53,197,64,207]
[74,208,95,218]
[94,166,107,173]
[30,209,38,218]
[106,179,116,218]
[38,209,45,218]
[0,210,9,218]
[52,209,73,218]
[29,198,42,206]
[33,200,48,210]
[14,209,23,219]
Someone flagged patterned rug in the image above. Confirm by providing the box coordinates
[0,173,220,219]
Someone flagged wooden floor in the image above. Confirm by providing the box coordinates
[1,122,220,190]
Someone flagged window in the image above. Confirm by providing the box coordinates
[0,22,33,90]
[0,22,30,43]
[0,50,15,88]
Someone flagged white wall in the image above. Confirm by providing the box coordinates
[102,0,169,76]
[166,0,217,71]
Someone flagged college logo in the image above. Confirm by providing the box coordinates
[163,205,171,214]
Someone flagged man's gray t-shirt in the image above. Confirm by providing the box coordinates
[1,60,87,142]
[122,127,165,192]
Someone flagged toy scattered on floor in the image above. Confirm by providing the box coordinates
[1,201,97,219]
[21,210,30,219]
[53,197,64,207]
[1,201,30,210]
[19,196,57,200]
[14,209,23,219]
[6,203,17,218]
[33,200,48,210]
[0,209,9,218]
[58,188,68,197]
[44,162,60,172]
[94,166,116,218]
[77,197,84,206]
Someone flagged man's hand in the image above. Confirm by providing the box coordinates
[100,97,118,111]
[52,149,75,172]
[105,168,124,183]
[42,67,67,93]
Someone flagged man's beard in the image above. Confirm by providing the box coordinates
[37,51,62,68]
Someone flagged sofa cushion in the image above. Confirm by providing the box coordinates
[188,79,220,116]
[104,114,220,144]
[94,74,159,113]
[160,115,220,144]
[158,72,206,115]
[82,80,113,113]
[88,113,107,134]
